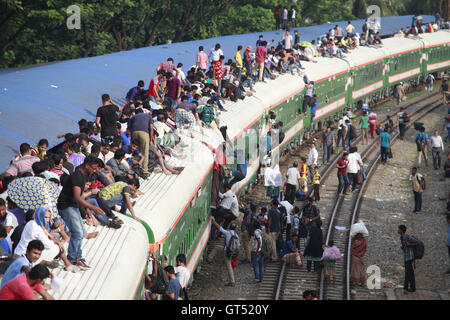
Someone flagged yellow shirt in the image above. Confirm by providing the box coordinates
[235,51,243,68]
[313,171,320,185]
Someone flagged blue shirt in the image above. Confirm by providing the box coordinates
[311,98,319,114]
[380,132,391,148]
[121,132,131,147]
[232,150,247,177]
[0,256,32,289]
[163,278,182,300]
[281,240,298,257]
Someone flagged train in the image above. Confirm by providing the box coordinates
[130,31,450,297]
[1,30,449,300]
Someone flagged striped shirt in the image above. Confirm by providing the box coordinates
[6,155,40,176]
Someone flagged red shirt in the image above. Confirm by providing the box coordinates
[337,158,348,176]
[0,273,43,300]
[148,76,159,97]
[255,46,267,63]
[214,60,223,79]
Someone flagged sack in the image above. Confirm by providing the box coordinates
[350,220,369,238]
[226,234,240,259]
[416,134,425,151]
[152,261,169,294]
[410,235,425,260]
[261,233,273,259]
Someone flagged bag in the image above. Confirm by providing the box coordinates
[388,148,393,159]
[322,248,337,262]
[426,75,432,84]
[201,105,215,124]
[416,175,426,190]
[350,220,369,238]
[416,134,425,151]
[261,233,273,259]
[296,189,307,201]
[226,233,240,259]
[357,169,364,184]
[279,131,285,143]
[401,112,410,123]
[152,261,169,294]
[220,165,233,180]
[409,235,425,260]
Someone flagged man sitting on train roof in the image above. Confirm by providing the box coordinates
[0,143,40,179]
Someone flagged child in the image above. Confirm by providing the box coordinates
[313,166,320,202]
[296,177,308,201]
[321,240,341,286]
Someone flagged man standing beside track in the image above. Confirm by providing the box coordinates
[397,107,409,140]
[415,127,430,167]
[379,125,391,165]
[322,126,334,164]
[398,225,418,293]
[410,167,424,213]
[285,162,301,205]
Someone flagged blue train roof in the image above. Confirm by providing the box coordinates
[0,15,433,169]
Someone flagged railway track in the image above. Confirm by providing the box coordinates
[256,93,442,300]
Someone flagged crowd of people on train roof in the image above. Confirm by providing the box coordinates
[0,11,448,300]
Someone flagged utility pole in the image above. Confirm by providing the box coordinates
[444,0,450,21]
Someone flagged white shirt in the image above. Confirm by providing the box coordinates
[175,266,191,288]
[347,152,362,174]
[175,69,186,83]
[280,200,293,224]
[251,229,263,253]
[307,148,318,166]
[14,220,55,257]
[430,135,444,149]
[291,9,296,19]
[286,167,300,185]
[283,34,293,50]
[98,151,114,164]
[209,48,224,62]
[219,190,239,217]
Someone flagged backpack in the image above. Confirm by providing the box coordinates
[410,235,425,260]
[416,175,426,190]
[349,125,357,140]
[226,233,240,259]
[426,75,432,84]
[416,134,426,151]
[201,105,215,124]
[401,112,410,123]
[261,233,273,259]
[279,130,285,143]
[151,261,169,294]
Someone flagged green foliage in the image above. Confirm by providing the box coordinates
[0,0,447,68]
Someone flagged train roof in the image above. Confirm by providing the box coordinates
[0,15,433,170]
[382,36,424,56]
[418,30,450,47]
[303,56,349,81]
[48,215,147,299]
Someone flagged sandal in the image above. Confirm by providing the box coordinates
[113,217,124,224]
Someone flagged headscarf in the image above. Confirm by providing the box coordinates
[273,165,283,187]
[35,206,51,232]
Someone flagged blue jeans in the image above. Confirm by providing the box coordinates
[252,252,264,281]
[59,206,86,263]
[292,18,296,28]
[343,137,352,151]
[211,94,224,110]
[165,97,178,111]
[428,83,433,93]
[85,198,112,226]
[98,194,127,216]
[242,79,253,90]
[413,191,422,212]
[323,144,332,163]
[246,62,254,80]
[228,170,245,187]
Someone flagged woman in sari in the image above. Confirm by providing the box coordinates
[350,233,367,286]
